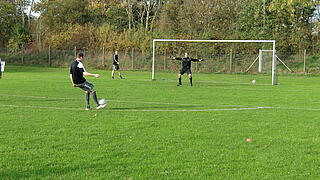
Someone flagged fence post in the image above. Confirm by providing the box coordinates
[102,46,105,67]
[74,46,77,58]
[229,49,233,73]
[303,49,306,73]
[131,48,134,70]
[195,51,198,72]
[48,45,51,67]
[164,49,167,71]
[21,45,24,65]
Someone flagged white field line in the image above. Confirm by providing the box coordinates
[274,107,320,111]
[2,94,320,111]
[127,78,320,93]
[2,104,320,112]
[0,94,228,106]
[112,80,319,93]
[109,107,273,112]
[0,104,272,112]
[0,94,79,100]
[132,78,272,86]
[0,104,83,111]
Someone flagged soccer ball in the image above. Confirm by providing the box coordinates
[252,80,256,84]
[99,98,107,105]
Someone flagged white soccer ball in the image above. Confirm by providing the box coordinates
[99,98,107,105]
[252,80,256,84]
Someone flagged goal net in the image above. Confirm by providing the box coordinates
[152,39,277,85]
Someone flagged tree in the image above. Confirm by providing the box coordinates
[123,0,135,30]
[8,24,30,52]
[0,1,16,47]
[0,0,32,48]
[235,0,317,54]
[159,0,241,39]
[36,0,91,33]
[268,0,317,52]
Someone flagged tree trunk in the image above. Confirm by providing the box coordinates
[150,0,162,31]
[18,0,25,26]
[27,0,34,28]
[125,0,132,30]
[145,1,152,31]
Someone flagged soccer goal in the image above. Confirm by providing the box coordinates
[152,39,278,85]
[246,49,291,73]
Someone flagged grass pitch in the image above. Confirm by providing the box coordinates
[1,66,320,179]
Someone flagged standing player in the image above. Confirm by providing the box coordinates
[172,52,204,86]
[111,50,124,79]
[70,53,106,110]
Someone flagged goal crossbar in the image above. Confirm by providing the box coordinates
[153,39,276,43]
[152,39,277,85]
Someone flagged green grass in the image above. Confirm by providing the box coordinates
[1,66,320,179]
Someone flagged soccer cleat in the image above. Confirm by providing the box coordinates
[96,104,107,110]
[85,107,91,111]
[111,76,114,79]
[177,83,181,86]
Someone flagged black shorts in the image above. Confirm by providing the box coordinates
[76,81,95,92]
[180,68,191,75]
[113,64,120,71]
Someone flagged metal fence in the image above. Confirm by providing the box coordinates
[0,47,153,71]
[0,47,319,73]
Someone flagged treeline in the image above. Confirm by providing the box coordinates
[0,0,319,55]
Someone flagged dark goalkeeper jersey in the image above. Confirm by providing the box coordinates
[174,57,201,69]
[70,60,86,84]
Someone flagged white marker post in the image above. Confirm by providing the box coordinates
[0,59,5,78]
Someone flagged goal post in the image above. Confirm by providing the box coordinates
[152,39,277,85]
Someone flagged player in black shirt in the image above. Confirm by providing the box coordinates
[173,52,204,86]
[70,53,106,110]
[111,51,124,79]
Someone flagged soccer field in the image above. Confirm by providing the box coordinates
[1,66,320,179]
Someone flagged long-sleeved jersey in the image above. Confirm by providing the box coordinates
[174,57,201,69]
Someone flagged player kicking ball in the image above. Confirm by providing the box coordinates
[70,53,106,110]
[172,52,204,86]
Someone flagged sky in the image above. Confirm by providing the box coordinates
[25,0,41,17]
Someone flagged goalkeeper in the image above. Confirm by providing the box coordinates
[172,52,204,86]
